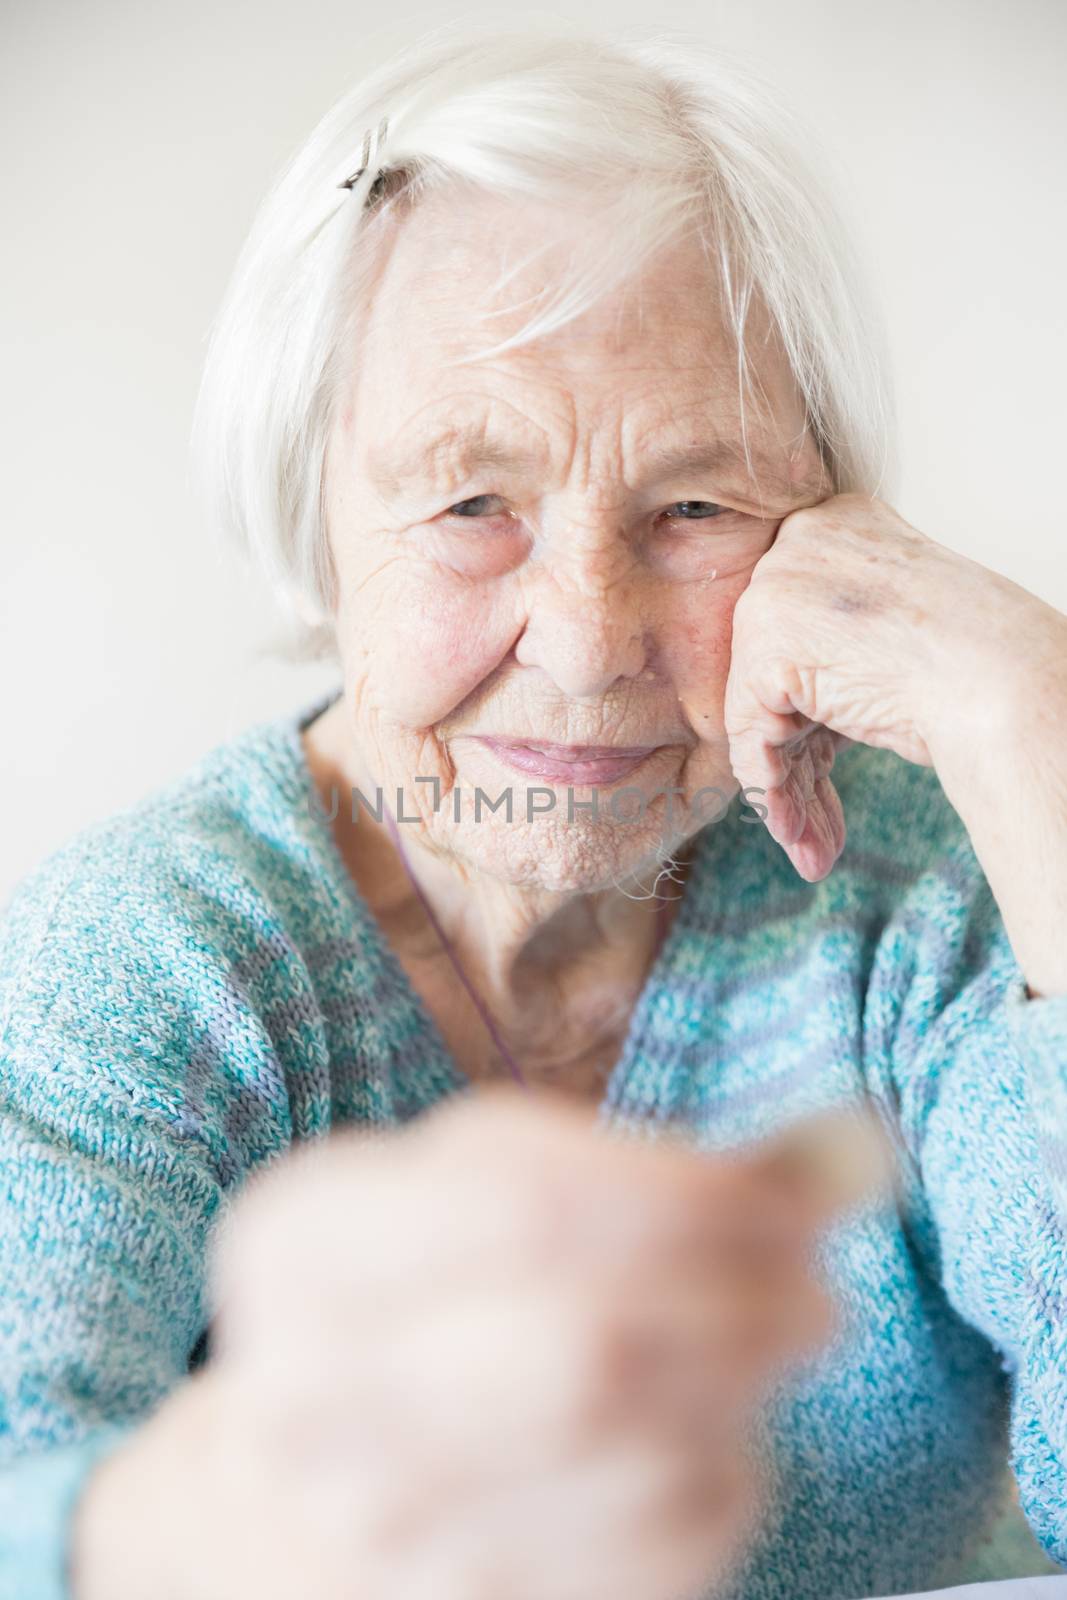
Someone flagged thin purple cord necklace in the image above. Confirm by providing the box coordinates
[380,798,676,1094]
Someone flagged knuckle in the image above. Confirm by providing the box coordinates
[781,502,819,533]
[658,1450,743,1536]
[567,1303,662,1437]
[636,1448,762,1594]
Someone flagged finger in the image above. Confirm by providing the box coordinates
[724,700,841,868]
[379,1427,761,1600]
[777,772,847,881]
[721,627,856,877]
[722,649,812,792]
[313,1258,833,1467]
[374,1091,827,1286]
[742,1106,901,1229]
[236,1246,832,1484]
[756,723,839,843]
[213,1091,834,1361]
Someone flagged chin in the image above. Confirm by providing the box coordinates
[420,801,692,894]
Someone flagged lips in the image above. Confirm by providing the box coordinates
[507,740,657,758]
[475,736,665,786]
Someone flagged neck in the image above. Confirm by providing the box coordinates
[384,813,687,1013]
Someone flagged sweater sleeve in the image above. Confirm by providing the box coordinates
[0,817,296,1600]
[863,799,1067,1573]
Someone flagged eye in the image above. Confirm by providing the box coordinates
[445,495,507,519]
[440,496,736,528]
[662,501,728,522]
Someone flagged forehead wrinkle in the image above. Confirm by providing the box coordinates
[363,409,552,498]
[367,420,819,504]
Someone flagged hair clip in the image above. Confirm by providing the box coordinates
[338,115,390,191]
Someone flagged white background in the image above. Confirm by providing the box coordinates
[2,0,1065,902]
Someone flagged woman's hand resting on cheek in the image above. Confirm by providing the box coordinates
[723,491,1067,882]
[71,1087,857,1600]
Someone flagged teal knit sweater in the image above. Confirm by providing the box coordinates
[2,685,1066,1600]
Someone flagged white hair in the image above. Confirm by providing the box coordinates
[189,18,897,665]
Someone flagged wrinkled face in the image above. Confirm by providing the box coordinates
[322,188,831,892]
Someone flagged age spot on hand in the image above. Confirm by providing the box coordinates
[831,588,883,616]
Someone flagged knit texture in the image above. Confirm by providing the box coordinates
[2,684,1066,1600]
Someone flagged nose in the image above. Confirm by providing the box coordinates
[512,548,649,700]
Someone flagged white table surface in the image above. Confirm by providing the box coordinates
[882,1577,1067,1598]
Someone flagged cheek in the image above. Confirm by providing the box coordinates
[663,587,737,723]
[340,563,509,730]
[662,592,742,795]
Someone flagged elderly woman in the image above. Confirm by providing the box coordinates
[3,20,1067,1600]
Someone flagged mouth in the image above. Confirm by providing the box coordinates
[474,735,669,786]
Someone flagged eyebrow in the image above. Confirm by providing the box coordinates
[366,422,819,501]
[635,437,809,496]
[366,426,544,497]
